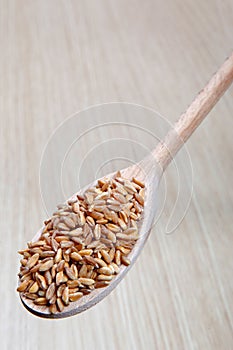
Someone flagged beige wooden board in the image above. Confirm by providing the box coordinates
[0,1,233,349]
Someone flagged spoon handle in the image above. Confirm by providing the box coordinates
[153,52,233,170]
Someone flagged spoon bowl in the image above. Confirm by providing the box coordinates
[20,155,162,318]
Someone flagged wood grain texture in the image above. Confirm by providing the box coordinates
[154,53,233,169]
[0,1,233,349]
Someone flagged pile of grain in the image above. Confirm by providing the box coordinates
[17,172,145,314]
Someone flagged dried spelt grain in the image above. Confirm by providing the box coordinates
[39,259,54,272]
[17,280,30,292]
[97,267,113,276]
[69,292,83,302]
[26,253,39,269]
[46,282,56,300]
[70,252,82,262]
[97,274,113,281]
[78,278,95,286]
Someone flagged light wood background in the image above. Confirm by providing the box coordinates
[0,1,233,349]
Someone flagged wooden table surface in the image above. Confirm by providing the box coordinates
[1,1,233,349]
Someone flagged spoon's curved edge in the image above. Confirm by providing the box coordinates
[18,157,161,318]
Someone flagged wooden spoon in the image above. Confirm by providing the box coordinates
[20,52,233,318]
